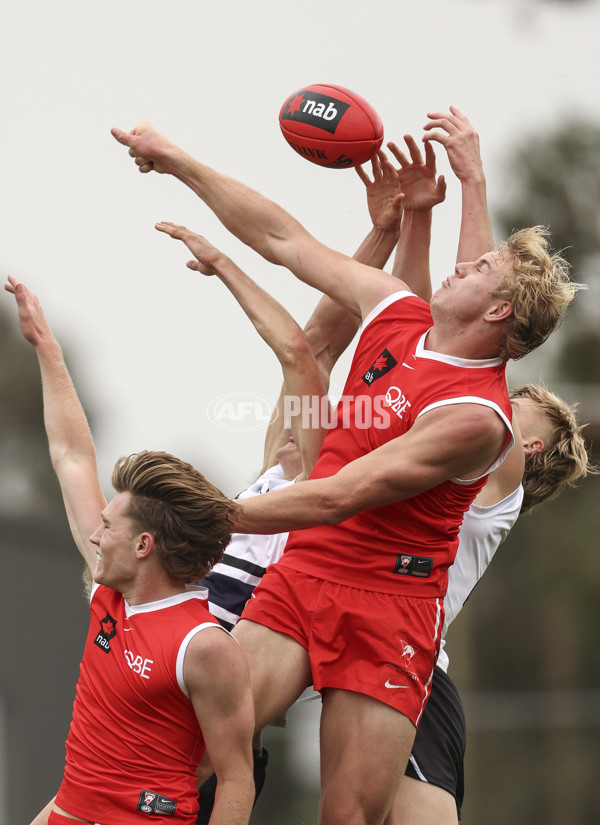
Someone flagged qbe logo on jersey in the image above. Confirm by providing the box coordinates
[281,90,350,134]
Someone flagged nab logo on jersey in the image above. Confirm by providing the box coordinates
[280,90,350,134]
[94,612,117,654]
[363,348,398,386]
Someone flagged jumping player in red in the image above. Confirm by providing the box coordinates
[6,276,255,825]
[375,136,594,825]
[111,107,578,825]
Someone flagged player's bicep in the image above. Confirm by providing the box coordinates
[184,630,254,780]
[287,237,403,321]
[282,362,329,478]
[56,459,106,571]
[383,404,508,484]
[333,404,508,515]
[260,387,288,475]
[261,352,328,478]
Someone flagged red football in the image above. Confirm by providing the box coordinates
[279,83,384,169]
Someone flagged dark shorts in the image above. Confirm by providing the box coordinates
[405,665,466,819]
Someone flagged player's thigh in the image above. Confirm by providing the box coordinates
[384,775,458,825]
[233,618,311,729]
[319,688,416,825]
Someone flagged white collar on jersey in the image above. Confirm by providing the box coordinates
[416,330,504,369]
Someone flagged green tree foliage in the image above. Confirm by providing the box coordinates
[495,119,600,383]
[455,116,600,825]
[496,120,600,272]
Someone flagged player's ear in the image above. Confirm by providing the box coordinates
[136,532,155,559]
[523,436,544,456]
[485,299,513,323]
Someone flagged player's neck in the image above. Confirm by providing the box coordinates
[425,324,502,362]
[119,572,188,606]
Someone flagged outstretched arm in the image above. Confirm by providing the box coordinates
[388,136,447,301]
[231,402,507,534]
[4,277,104,572]
[302,151,405,380]
[112,123,403,320]
[156,223,329,477]
[423,106,493,263]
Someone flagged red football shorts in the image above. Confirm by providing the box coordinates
[240,564,443,726]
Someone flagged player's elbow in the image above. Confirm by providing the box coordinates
[278,328,314,370]
[315,489,357,525]
[50,447,97,480]
[49,444,71,472]
[214,771,255,819]
[262,216,306,265]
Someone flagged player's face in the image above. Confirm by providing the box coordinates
[432,250,513,322]
[89,492,142,590]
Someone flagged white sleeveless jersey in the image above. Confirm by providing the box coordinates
[200,464,294,629]
[437,484,524,672]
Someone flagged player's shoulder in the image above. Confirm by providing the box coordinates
[184,623,246,686]
[460,403,508,450]
[413,402,507,473]
[361,289,429,331]
[90,582,120,606]
[185,622,234,658]
[418,399,504,432]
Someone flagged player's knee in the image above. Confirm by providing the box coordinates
[320,792,388,825]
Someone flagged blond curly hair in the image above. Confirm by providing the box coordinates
[510,384,596,513]
[494,226,581,361]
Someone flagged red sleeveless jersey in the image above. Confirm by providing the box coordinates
[279,292,513,597]
[55,584,224,824]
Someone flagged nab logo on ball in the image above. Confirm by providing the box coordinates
[281,90,350,134]
[279,83,384,169]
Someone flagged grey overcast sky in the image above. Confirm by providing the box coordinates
[2,0,600,500]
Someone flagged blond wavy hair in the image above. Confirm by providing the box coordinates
[112,450,241,582]
[494,226,581,361]
[510,384,596,513]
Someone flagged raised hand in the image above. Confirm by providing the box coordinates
[423,105,492,259]
[111,122,180,174]
[155,221,224,275]
[423,106,483,184]
[355,151,404,232]
[4,276,50,346]
[387,136,446,212]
